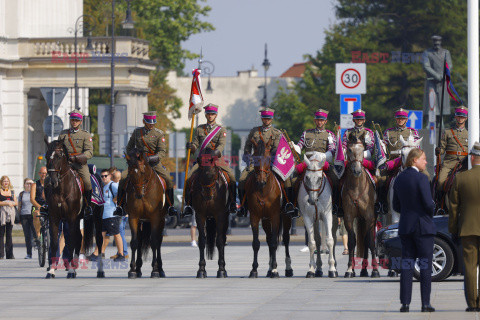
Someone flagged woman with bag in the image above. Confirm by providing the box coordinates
[19,178,39,259]
[0,175,18,259]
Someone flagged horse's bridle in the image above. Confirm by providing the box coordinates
[47,148,70,183]
[131,164,152,196]
[200,167,219,200]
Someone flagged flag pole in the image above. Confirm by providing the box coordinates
[181,115,195,211]
[435,53,447,177]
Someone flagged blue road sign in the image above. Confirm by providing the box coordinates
[340,94,362,114]
[406,110,423,130]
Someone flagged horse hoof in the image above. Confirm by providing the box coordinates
[270,271,279,278]
[344,272,354,278]
[285,269,293,277]
[128,271,137,279]
[249,271,258,278]
[136,271,142,278]
[306,271,315,278]
[360,269,369,277]
[97,271,105,278]
[315,270,323,277]
[388,270,398,277]
[328,271,338,278]
[216,270,227,278]
[159,270,166,278]
[371,270,381,278]
[151,271,160,278]
[67,272,76,279]
[266,270,272,278]
[45,273,55,279]
[196,270,207,278]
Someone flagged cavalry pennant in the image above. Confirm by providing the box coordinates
[272,135,295,181]
[188,68,204,120]
[333,131,345,179]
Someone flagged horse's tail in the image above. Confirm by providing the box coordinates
[356,218,366,258]
[138,221,151,260]
[82,205,96,254]
[206,218,216,260]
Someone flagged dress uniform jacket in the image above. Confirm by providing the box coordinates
[437,126,468,191]
[296,128,336,153]
[58,128,93,190]
[342,126,374,152]
[383,126,419,160]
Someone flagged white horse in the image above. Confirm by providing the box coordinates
[297,152,337,278]
[388,135,423,223]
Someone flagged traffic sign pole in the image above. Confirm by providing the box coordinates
[51,88,55,140]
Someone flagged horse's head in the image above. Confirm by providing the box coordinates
[125,148,149,199]
[45,137,69,189]
[199,148,221,175]
[346,133,364,177]
[252,138,272,188]
[303,152,326,205]
[399,135,423,167]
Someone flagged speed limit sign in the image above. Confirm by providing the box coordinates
[336,63,366,94]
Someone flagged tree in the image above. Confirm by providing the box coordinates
[272,0,468,133]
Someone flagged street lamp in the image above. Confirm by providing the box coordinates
[110,0,135,166]
[68,15,95,111]
[197,50,215,93]
[261,43,270,107]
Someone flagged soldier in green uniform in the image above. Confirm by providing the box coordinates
[183,103,237,215]
[58,111,93,214]
[435,106,468,194]
[237,108,295,216]
[288,108,337,217]
[383,108,420,160]
[117,111,177,216]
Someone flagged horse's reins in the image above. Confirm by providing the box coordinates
[344,143,370,208]
[200,167,219,200]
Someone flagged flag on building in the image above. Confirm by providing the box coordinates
[188,68,204,120]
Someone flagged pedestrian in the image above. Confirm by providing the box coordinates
[18,178,39,259]
[99,169,124,261]
[449,141,480,312]
[190,213,198,247]
[0,176,18,259]
[30,166,47,239]
[338,217,349,255]
[392,148,436,313]
[109,168,128,260]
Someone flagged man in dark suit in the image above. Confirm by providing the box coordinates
[449,141,480,312]
[393,148,436,313]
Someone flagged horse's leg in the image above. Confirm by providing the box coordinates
[303,214,316,278]
[128,218,139,279]
[150,220,160,278]
[359,218,370,277]
[157,215,166,278]
[283,215,293,277]
[216,211,228,278]
[135,221,144,277]
[323,209,337,278]
[345,216,357,278]
[65,217,77,279]
[46,219,60,279]
[249,214,260,278]
[94,209,104,278]
[368,218,380,278]
[262,218,274,277]
[268,217,280,279]
[196,215,207,278]
[313,217,323,277]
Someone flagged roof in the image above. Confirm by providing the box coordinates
[279,62,307,78]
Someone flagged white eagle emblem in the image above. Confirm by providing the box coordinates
[277,147,292,165]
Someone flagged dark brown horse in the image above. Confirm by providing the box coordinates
[342,133,379,278]
[44,138,95,279]
[191,148,229,278]
[245,138,293,278]
[125,149,167,278]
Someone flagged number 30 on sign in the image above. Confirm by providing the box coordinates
[335,63,366,94]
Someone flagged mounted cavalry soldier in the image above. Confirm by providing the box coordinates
[289,108,338,216]
[238,107,295,216]
[342,109,374,158]
[58,110,93,215]
[383,108,420,160]
[435,106,468,195]
[183,103,237,215]
[116,111,177,216]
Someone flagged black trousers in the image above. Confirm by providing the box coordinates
[0,222,14,258]
[399,229,434,306]
[20,215,37,256]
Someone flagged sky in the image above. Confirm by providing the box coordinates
[182,0,338,77]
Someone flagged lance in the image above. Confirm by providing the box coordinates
[435,53,447,178]
[282,129,301,163]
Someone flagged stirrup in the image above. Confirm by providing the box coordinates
[167,205,178,216]
[114,206,126,217]
[229,201,237,214]
[374,202,382,214]
[182,206,194,218]
[284,202,297,217]
[84,206,93,219]
[237,206,247,217]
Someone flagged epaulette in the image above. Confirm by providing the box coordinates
[154,128,164,134]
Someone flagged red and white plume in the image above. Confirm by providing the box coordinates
[188,68,204,120]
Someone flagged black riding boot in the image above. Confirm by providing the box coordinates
[84,190,93,219]
[237,189,247,217]
[167,188,178,216]
[228,183,237,214]
[284,187,299,218]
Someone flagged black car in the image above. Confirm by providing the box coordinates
[376,215,463,282]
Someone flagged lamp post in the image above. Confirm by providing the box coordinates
[196,50,215,127]
[261,43,270,107]
[110,0,135,167]
[68,15,94,111]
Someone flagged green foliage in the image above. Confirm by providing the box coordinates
[272,0,468,133]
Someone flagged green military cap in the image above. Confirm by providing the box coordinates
[143,111,157,124]
[470,141,480,156]
[69,110,84,120]
[259,107,275,119]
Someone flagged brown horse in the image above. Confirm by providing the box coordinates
[44,138,95,279]
[245,138,293,278]
[125,149,167,278]
[342,133,379,278]
[191,148,229,278]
